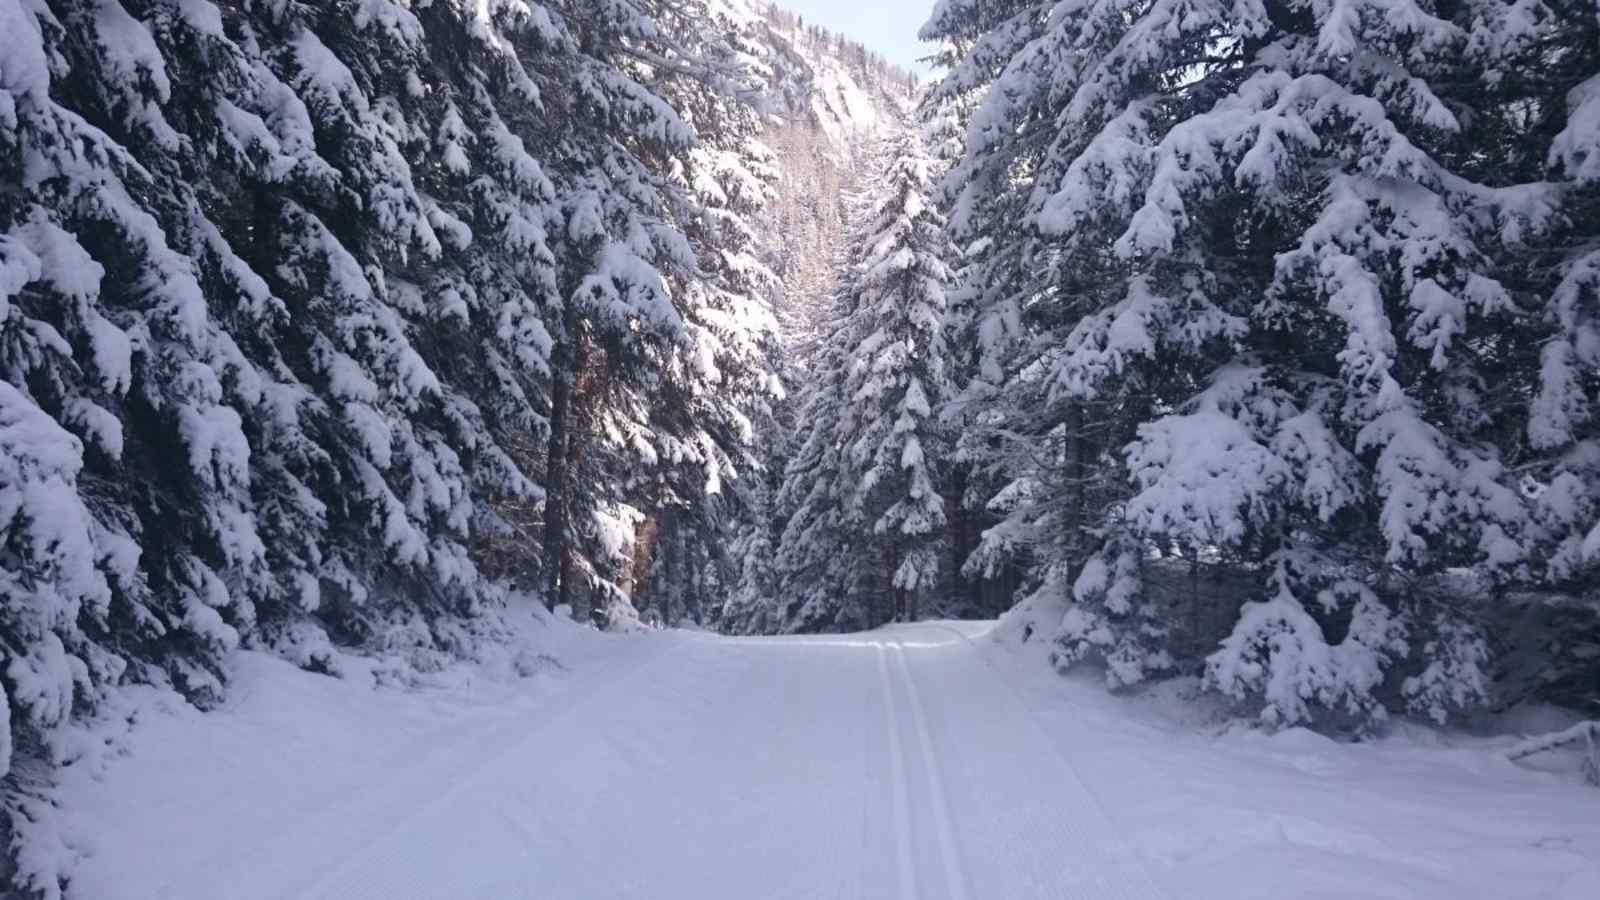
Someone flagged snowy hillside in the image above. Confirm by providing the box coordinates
[732,0,917,165]
[735,1,920,338]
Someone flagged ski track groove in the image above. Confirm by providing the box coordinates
[153,627,1175,900]
[892,642,972,900]
[875,642,920,900]
[922,624,1175,900]
[284,636,683,900]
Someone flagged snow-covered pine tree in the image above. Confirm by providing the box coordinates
[839,130,955,622]
[624,0,781,628]
[0,19,305,886]
[1487,1,1600,711]
[925,0,1600,728]
[772,129,956,631]
[770,283,859,631]
[720,453,785,632]
[533,0,713,626]
[2,2,297,887]
[214,0,533,654]
[921,0,1108,626]
[1,0,273,729]
[397,1,567,601]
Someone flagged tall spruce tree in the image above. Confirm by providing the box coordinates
[769,251,860,631]
[531,0,780,627]
[626,0,781,628]
[772,129,956,631]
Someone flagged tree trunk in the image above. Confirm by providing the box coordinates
[687,544,704,626]
[659,509,674,627]
[544,308,592,622]
[563,385,591,626]
[1064,403,1090,568]
[542,346,573,614]
[888,541,903,623]
[623,512,660,602]
[867,568,880,630]
[949,462,976,614]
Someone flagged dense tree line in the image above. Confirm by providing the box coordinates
[909,0,1600,729]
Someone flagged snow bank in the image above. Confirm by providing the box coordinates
[47,601,648,900]
[979,623,1600,900]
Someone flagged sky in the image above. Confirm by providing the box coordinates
[777,0,939,73]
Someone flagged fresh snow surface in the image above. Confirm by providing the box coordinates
[58,621,1599,900]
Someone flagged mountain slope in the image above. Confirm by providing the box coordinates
[734,1,921,337]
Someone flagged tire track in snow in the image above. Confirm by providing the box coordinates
[891,642,972,900]
[875,642,919,900]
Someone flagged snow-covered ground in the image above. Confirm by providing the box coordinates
[55,619,1598,900]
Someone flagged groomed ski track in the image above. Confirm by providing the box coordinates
[126,623,1174,900]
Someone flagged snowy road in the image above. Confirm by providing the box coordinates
[62,620,1600,900]
[72,624,1171,900]
[289,626,1167,900]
